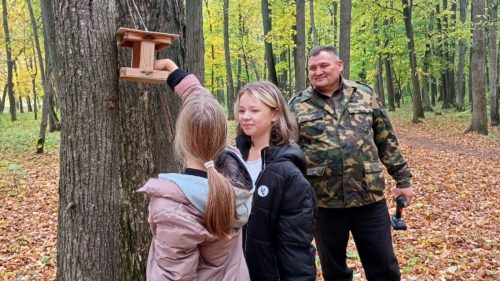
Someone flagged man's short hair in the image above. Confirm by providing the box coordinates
[309,45,339,59]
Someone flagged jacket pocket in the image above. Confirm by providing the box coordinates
[363,161,385,191]
[306,166,326,177]
[298,111,327,142]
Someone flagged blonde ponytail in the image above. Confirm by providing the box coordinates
[205,167,235,238]
[174,95,236,238]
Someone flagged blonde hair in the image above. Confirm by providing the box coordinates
[175,95,235,238]
[235,81,298,145]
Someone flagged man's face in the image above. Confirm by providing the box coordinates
[307,51,344,95]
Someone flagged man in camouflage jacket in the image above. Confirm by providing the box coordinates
[290,45,414,281]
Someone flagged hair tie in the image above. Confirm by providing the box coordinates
[204,160,215,169]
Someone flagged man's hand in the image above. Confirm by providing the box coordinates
[392,187,414,205]
[154,59,179,72]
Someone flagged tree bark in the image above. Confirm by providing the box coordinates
[294,0,306,92]
[309,0,319,46]
[2,0,16,121]
[468,0,488,134]
[261,0,279,86]
[332,1,338,47]
[55,1,187,280]
[385,58,396,111]
[422,11,434,112]
[0,84,6,113]
[185,0,204,81]
[402,0,425,122]
[223,0,235,120]
[339,0,351,79]
[456,0,468,110]
[488,0,499,125]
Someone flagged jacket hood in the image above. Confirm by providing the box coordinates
[137,149,254,229]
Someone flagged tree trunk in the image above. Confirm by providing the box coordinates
[185,0,204,81]
[32,78,38,119]
[488,0,499,125]
[27,95,33,112]
[294,0,306,92]
[339,0,351,79]
[309,0,319,46]
[385,58,395,111]
[55,1,187,280]
[332,1,338,47]
[422,11,434,112]
[1,84,6,113]
[402,0,424,122]
[223,0,235,120]
[431,77,438,106]
[468,0,488,134]
[38,0,59,153]
[19,96,24,113]
[2,0,16,121]
[261,0,279,86]
[456,0,468,110]
[442,0,457,108]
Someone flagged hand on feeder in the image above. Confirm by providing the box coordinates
[154,59,179,73]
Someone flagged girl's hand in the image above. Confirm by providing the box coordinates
[154,59,179,72]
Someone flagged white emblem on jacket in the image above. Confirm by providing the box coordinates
[257,185,269,197]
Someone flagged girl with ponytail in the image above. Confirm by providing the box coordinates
[138,60,253,280]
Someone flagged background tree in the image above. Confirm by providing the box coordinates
[402,0,425,123]
[488,0,498,125]
[339,0,351,79]
[2,0,16,121]
[456,0,468,110]
[54,0,190,280]
[261,0,279,85]
[467,0,488,134]
[223,0,235,119]
[294,0,306,91]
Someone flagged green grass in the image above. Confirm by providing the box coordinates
[0,111,60,153]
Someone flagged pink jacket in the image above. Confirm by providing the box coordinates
[138,178,251,281]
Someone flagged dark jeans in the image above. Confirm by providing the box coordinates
[315,200,401,281]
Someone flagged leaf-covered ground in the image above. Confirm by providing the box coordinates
[1,114,499,280]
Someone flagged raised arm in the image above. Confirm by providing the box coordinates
[154,59,211,102]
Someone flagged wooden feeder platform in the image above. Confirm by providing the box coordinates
[116,27,179,84]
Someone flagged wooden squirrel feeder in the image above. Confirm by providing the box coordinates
[116,27,179,84]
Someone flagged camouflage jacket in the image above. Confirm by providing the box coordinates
[289,79,412,208]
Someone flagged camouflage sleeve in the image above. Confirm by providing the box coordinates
[371,95,412,188]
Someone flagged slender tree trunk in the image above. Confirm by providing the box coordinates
[309,0,319,46]
[339,0,351,79]
[27,95,33,112]
[0,84,6,113]
[385,58,395,111]
[402,0,425,122]
[431,77,438,106]
[488,0,499,125]
[55,1,187,280]
[294,0,306,91]
[19,96,24,113]
[33,78,38,119]
[467,0,488,134]
[185,0,204,81]
[2,0,16,121]
[223,0,235,120]
[332,1,338,47]
[261,0,279,86]
[422,11,434,111]
[374,18,385,106]
[456,0,468,110]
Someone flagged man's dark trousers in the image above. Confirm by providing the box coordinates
[315,199,401,281]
